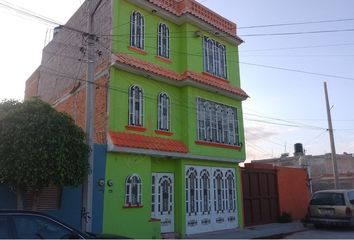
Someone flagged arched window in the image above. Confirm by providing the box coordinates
[186,167,198,215]
[204,102,211,141]
[217,44,227,79]
[227,108,236,145]
[213,169,224,213]
[128,85,143,126]
[225,170,236,212]
[222,107,229,144]
[216,105,223,143]
[203,36,227,79]
[210,104,217,142]
[206,38,215,74]
[157,92,170,131]
[197,99,206,140]
[158,23,170,58]
[200,169,211,214]
[125,174,142,206]
[130,11,144,49]
[196,98,240,146]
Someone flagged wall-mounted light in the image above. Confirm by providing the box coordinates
[107,179,114,187]
[97,178,105,187]
[194,30,202,38]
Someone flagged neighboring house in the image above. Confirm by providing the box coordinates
[22,0,248,238]
[253,144,354,193]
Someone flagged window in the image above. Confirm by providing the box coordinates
[128,85,143,126]
[203,36,227,79]
[225,170,236,212]
[157,92,170,131]
[23,186,61,211]
[125,174,142,206]
[158,23,170,58]
[186,167,198,215]
[200,169,211,214]
[130,11,144,49]
[213,169,224,213]
[12,215,73,239]
[197,98,240,146]
[348,191,354,204]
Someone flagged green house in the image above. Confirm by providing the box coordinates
[104,0,248,238]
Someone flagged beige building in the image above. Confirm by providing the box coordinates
[253,144,354,193]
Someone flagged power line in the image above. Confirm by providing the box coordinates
[240,42,354,52]
[240,28,354,37]
[99,36,354,82]
[240,61,354,82]
[0,0,89,35]
[102,27,354,38]
[244,112,326,130]
[244,118,325,130]
[238,18,354,29]
[40,51,332,132]
[0,0,61,26]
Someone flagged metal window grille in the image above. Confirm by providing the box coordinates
[130,11,144,49]
[128,85,143,126]
[158,23,170,58]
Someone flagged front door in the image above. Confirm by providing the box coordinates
[152,173,174,233]
[185,166,238,235]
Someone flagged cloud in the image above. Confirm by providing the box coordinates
[244,124,279,142]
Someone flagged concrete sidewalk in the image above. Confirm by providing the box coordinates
[186,221,307,239]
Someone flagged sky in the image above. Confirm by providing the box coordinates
[1,0,354,161]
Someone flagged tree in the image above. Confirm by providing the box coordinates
[0,98,89,210]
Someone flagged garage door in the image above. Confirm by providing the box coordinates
[185,166,238,235]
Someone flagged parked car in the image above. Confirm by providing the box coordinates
[307,189,354,228]
[0,210,127,239]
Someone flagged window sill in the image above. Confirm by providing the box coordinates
[123,205,144,209]
[155,129,173,136]
[202,72,228,82]
[155,55,172,64]
[149,218,161,222]
[128,46,148,55]
[195,140,241,150]
[125,125,146,132]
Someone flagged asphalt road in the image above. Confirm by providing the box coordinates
[285,225,354,239]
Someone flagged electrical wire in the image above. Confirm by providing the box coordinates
[98,36,354,82]
[240,42,354,52]
[238,18,354,29]
[4,1,352,133]
[240,28,354,37]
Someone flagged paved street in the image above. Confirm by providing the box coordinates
[286,225,354,239]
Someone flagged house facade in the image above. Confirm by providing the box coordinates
[23,0,248,238]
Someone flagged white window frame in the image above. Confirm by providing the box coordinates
[200,169,211,214]
[125,174,142,206]
[186,167,198,215]
[158,23,170,58]
[130,11,144,49]
[157,92,170,131]
[203,36,227,79]
[128,85,143,126]
[196,98,240,146]
[225,170,236,212]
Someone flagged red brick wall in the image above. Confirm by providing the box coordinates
[55,76,108,144]
[277,166,310,220]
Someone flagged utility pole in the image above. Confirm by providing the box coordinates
[324,81,340,189]
[82,0,102,232]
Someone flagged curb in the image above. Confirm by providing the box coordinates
[253,229,309,239]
